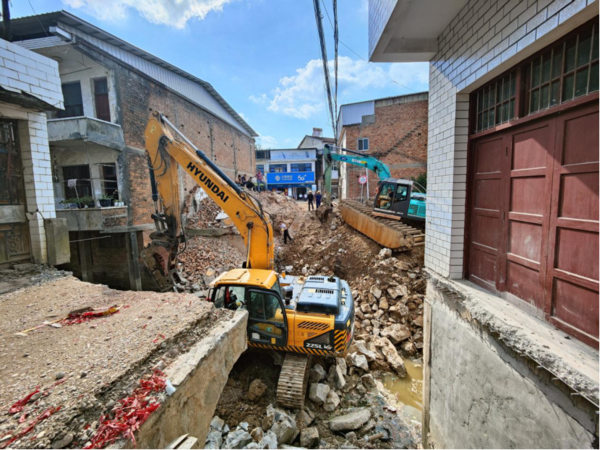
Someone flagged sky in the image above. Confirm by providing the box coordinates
[13,0,429,149]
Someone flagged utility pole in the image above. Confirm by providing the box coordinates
[2,0,12,43]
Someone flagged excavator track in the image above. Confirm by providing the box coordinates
[276,353,311,410]
[340,200,425,250]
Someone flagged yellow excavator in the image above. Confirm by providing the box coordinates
[142,112,354,409]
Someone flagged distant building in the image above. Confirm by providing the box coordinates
[297,127,337,195]
[336,93,428,200]
[0,37,66,268]
[255,148,317,198]
[7,11,257,290]
[370,0,598,448]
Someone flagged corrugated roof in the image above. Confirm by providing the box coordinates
[6,10,258,137]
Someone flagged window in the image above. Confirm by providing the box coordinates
[0,121,23,206]
[63,165,92,199]
[101,163,118,199]
[256,165,264,174]
[528,24,598,114]
[357,138,369,151]
[248,290,284,324]
[290,163,311,172]
[58,82,84,118]
[256,150,271,160]
[269,164,287,173]
[94,78,111,122]
[213,285,246,309]
[475,71,517,132]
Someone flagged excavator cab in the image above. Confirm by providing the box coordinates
[374,179,412,219]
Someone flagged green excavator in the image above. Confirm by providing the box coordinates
[322,144,426,250]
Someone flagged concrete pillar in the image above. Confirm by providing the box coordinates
[77,232,94,282]
[126,231,142,291]
[18,114,56,264]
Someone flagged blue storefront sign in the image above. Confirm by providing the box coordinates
[266,172,315,184]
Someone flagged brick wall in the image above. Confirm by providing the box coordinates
[112,54,255,224]
[425,0,597,279]
[70,43,255,228]
[340,98,428,199]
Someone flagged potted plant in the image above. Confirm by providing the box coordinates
[99,194,113,207]
[76,196,95,208]
[59,198,79,209]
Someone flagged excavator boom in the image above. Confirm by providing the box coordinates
[143,112,274,290]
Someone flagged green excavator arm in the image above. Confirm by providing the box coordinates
[322,144,391,206]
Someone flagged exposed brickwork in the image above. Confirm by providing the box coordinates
[339,99,428,200]
[80,43,255,227]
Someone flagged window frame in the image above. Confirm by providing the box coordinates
[357,138,369,151]
[471,18,599,136]
[58,82,84,118]
[268,163,287,173]
[290,163,312,172]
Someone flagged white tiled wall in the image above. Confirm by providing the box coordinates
[0,38,63,109]
[425,0,597,279]
[0,39,63,264]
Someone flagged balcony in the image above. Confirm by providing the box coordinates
[57,206,128,232]
[48,116,125,151]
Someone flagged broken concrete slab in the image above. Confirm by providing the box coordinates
[329,409,372,432]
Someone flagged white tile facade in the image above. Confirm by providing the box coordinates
[425,0,597,279]
[0,39,63,263]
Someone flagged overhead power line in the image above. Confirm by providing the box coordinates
[312,0,337,138]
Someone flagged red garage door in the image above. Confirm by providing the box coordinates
[468,101,599,347]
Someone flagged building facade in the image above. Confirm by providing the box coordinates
[370,0,598,448]
[256,148,318,198]
[0,36,69,268]
[336,93,428,200]
[297,127,338,195]
[8,11,257,290]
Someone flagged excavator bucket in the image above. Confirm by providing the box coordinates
[140,237,188,292]
[340,200,425,250]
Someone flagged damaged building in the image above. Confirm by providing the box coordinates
[369,0,598,448]
[0,34,68,269]
[6,11,257,291]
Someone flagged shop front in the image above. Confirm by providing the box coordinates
[266,172,316,199]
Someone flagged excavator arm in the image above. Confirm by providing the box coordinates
[142,112,274,291]
[322,144,391,206]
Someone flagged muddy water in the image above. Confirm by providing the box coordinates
[380,359,424,424]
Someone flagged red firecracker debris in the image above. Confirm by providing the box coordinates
[84,371,166,449]
[1,407,61,449]
[8,388,39,414]
[152,334,166,344]
[62,306,121,326]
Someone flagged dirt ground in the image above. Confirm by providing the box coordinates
[0,276,232,449]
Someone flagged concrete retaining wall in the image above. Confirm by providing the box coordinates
[425,279,598,448]
[133,310,248,448]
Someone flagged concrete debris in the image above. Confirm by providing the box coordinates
[205,429,223,449]
[224,429,253,449]
[300,427,319,448]
[250,427,264,443]
[377,248,393,260]
[267,405,299,445]
[324,390,340,412]
[329,409,372,432]
[211,415,225,432]
[375,337,407,377]
[309,364,327,383]
[296,408,315,427]
[361,374,376,390]
[248,379,268,402]
[308,383,330,405]
[328,363,347,390]
[380,323,412,344]
[347,352,369,371]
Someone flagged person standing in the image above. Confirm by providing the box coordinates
[280,221,293,244]
[256,171,263,192]
[307,190,315,211]
[315,191,322,209]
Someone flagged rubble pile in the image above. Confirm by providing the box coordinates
[177,236,245,289]
[253,191,304,228]
[278,204,425,357]
[212,352,420,449]
[185,196,226,229]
